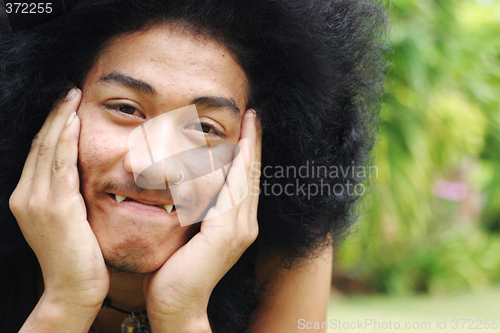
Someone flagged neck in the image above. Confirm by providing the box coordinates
[93,270,146,333]
[107,270,146,311]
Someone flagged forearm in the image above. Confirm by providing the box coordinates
[19,293,100,333]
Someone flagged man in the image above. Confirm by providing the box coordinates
[0,0,387,332]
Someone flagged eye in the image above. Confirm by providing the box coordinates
[106,104,145,118]
[195,123,214,134]
[186,122,223,137]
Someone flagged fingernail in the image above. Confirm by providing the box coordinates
[63,88,78,102]
[65,111,77,126]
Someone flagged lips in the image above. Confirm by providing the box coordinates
[111,193,176,213]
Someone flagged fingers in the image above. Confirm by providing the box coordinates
[227,137,251,211]
[237,110,262,219]
[203,139,249,225]
[143,111,262,316]
[202,110,260,247]
[250,112,262,215]
[32,88,82,194]
[50,113,81,200]
[18,89,81,190]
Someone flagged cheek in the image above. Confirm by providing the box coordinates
[192,171,226,206]
[77,115,128,190]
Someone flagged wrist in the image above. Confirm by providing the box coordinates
[20,293,101,333]
[42,285,107,310]
[148,309,211,333]
[41,290,103,315]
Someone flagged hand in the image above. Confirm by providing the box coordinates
[143,110,262,332]
[9,89,110,312]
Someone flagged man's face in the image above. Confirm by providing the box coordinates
[77,24,249,273]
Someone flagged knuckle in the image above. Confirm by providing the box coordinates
[30,133,41,151]
[8,191,22,215]
[242,218,259,243]
[226,180,248,202]
[242,229,258,245]
[37,139,52,156]
[52,157,67,172]
[248,223,259,242]
[237,184,248,201]
[250,167,261,182]
[27,196,40,213]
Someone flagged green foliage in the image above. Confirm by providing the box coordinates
[335,0,500,295]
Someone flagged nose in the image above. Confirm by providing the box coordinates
[124,120,185,189]
[123,154,183,190]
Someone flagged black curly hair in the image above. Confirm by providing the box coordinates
[0,0,388,331]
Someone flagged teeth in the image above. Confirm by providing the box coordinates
[164,204,173,213]
[115,194,172,211]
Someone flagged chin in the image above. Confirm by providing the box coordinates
[98,223,200,274]
[102,240,180,273]
[105,255,159,274]
[100,242,156,273]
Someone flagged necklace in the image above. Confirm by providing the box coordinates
[89,298,150,333]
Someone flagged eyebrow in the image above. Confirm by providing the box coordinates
[191,96,241,115]
[98,71,241,115]
[99,72,157,96]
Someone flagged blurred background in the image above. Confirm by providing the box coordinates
[328,0,500,331]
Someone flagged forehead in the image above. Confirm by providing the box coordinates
[84,23,249,109]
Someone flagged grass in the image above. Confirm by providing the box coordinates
[323,288,500,332]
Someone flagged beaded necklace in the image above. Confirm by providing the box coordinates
[89,298,150,333]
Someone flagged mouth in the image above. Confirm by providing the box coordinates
[108,193,178,214]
